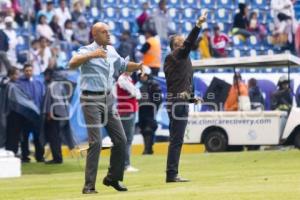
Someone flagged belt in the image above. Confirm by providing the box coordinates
[82,90,110,96]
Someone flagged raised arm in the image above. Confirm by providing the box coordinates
[177,12,207,59]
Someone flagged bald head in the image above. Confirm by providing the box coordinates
[92,22,111,46]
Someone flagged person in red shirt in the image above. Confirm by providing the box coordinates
[211,25,231,58]
[116,72,141,172]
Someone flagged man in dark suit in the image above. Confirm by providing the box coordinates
[164,12,207,183]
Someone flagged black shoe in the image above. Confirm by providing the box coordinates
[103,177,128,192]
[36,158,45,163]
[142,150,154,155]
[21,157,31,163]
[82,188,98,194]
[166,176,190,183]
[45,160,63,165]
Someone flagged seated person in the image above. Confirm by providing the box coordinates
[271,75,293,111]
[224,73,249,111]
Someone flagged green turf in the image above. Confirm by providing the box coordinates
[1,150,300,200]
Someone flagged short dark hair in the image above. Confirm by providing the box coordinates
[145,29,157,37]
[7,67,19,77]
[23,63,32,70]
[248,78,257,87]
[44,68,54,77]
[31,39,39,46]
[159,0,166,7]
[38,15,46,24]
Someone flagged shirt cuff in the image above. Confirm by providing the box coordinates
[195,24,202,29]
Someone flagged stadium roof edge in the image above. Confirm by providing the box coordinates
[192,54,300,69]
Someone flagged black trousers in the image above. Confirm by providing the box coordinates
[5,111,23,154]
[45,119,62,162]
[21,118,44,161]
[166,100,189,178]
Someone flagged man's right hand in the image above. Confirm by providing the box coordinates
[89,49,107,59]
[196,11,208,27]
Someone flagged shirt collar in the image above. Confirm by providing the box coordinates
[92,41,107,50]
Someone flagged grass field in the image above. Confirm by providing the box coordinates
[1,150,300,200]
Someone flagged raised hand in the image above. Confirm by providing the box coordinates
[197,11,208,27]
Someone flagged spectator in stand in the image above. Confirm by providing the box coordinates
[141,29,161,76]
[117,71,141,172]
[17,64,45,163]
[152,0,172,43]
[11,0,24,27]
[247,12,267,41]
[232,3,252,39]
[50,15,64,41]
[136,2,150,34]
[271,75,293,112]
[51,44,67,69]
[37,0,54,24]
[36,15,55,42]
[3,16,18,66]
[271,19,292,48]
[74,16,89,45]
[29,39,42,75]
[37,37,54,74]
[71,0,84,22]
[55,0,71,29]
[34,0,42,14]
[224,73,249,111]
[117,30,137,62]
[63,19,75,43]
[0,28,10,75]
[248,78,265,110]
[198,27,213,59]
[271,0,295,25]
[271,0,295,48]
[211,24,230,58]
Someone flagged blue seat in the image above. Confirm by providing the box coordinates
[168,8,182,22]
[200,0,217,9]
[251,0,266,9]
[103,0,118,7]
[182,21,194,34]
[215,8,229,22]
[217,0,234,9]
[119,7,135,20]
[119,0,137,8]
[182,8,196,21]
[169,0,182,8]
[182,0,199,8]
[103,7,119,19]
[148,0,160,8]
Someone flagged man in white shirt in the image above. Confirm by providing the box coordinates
[3,16,18,66]
[54,0,71,29]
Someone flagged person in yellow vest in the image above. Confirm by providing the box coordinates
[141,30,162,76]
[198,27,212,59]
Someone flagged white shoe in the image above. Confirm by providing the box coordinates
[125,166,139,172]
